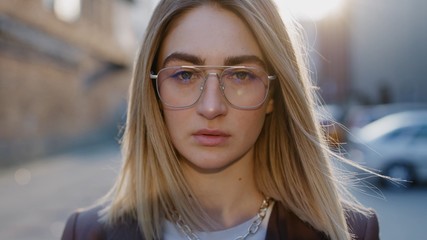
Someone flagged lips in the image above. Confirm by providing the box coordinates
[193,129,230,146]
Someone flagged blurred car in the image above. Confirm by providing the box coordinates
[344,103,427,132]
[348,110,427,188]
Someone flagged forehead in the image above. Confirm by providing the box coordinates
[157,5,264,67]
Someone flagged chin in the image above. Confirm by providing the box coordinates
[183,157,238,174]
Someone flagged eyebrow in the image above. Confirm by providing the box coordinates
[162,52,266,68]
[224,55,266,67]
[162,52,205,66]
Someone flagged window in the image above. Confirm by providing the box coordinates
[53,0,81,22]
[383,126,417,142]
[413,125,427,142]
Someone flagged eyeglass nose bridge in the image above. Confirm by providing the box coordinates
[200,72,225,91]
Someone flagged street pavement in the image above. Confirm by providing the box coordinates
[0,143,121,240]
[1,143,426,240]
[354,186,427,240]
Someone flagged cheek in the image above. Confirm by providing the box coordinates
[234,111,267,140]
[163,110,188,140]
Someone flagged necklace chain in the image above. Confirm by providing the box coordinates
[174,198,272,240]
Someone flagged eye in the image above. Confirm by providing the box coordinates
[171,69,198,84]
[234,71,250,80]
[226,69,258,84]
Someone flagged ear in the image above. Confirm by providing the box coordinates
[265,99,274,114]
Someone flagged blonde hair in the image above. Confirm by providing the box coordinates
[101,1,368,239]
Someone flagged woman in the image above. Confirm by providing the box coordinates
[62,0,379,239]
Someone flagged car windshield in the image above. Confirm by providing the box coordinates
[358,111,427,142]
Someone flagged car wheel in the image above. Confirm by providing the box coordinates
[381,163,416,189]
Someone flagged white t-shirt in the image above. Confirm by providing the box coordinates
[163,202,274,240]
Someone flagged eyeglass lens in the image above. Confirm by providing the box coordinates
[156,66,269,109]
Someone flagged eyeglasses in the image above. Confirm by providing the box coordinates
[150,65,276,109]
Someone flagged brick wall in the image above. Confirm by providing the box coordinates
[0,44,130,165]
[0,0,134,165]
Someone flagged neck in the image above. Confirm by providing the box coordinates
[182,149,264,229]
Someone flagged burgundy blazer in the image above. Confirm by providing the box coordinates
[62,203,379,240]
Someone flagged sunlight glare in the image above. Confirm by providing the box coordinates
[276,0,344,21]
[54,0,81,22]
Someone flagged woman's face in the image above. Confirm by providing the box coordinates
[157,5,273,173]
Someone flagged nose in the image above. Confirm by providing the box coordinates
[196,73,227,119]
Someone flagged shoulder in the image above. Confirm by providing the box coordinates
[345,208,380,240]
[61,205,143,240]
[266,202,330,239]
[61,206,106,240]
[266,202,379,240]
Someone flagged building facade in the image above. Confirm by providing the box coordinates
[0,0,138,164]
[312,0,427,105]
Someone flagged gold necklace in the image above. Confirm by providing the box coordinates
[174,198,272,240]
